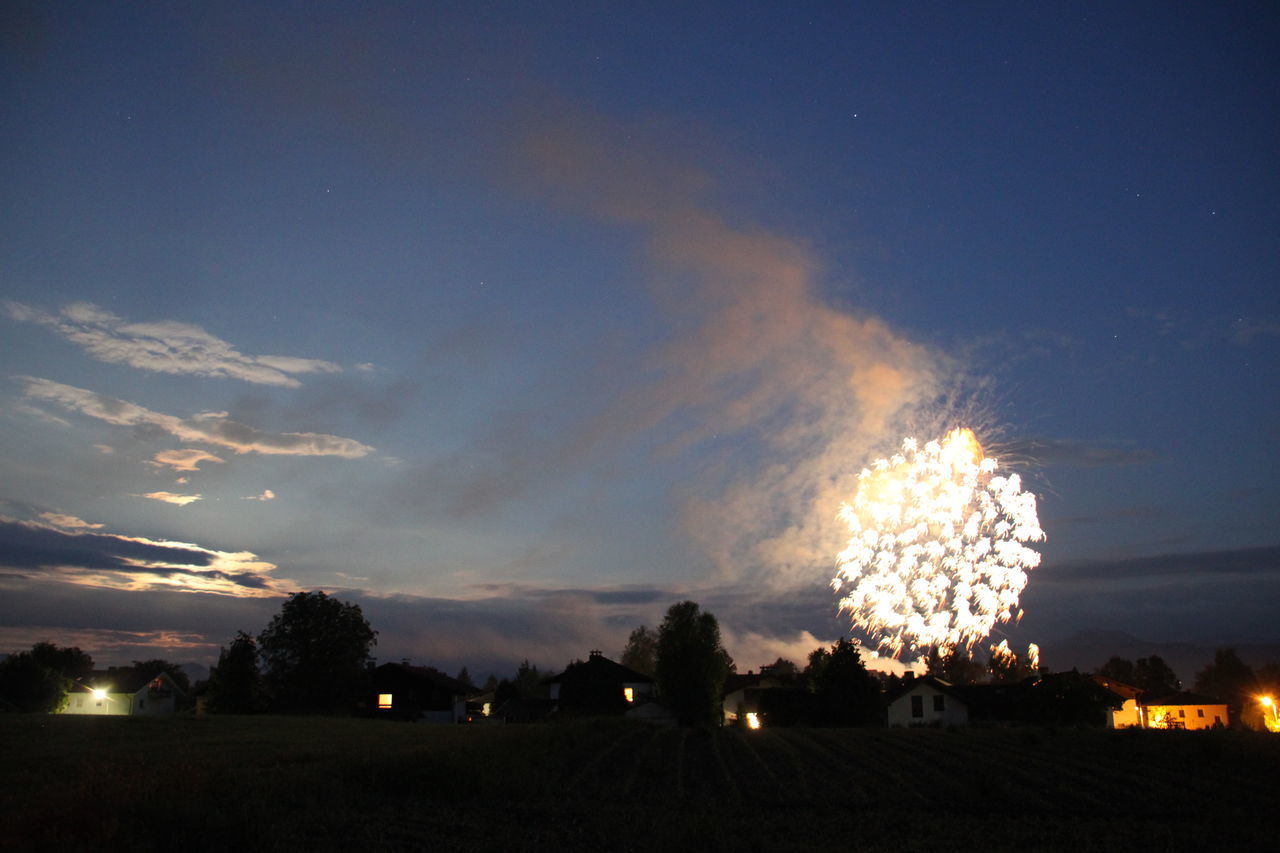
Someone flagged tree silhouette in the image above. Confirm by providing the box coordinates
[1195,648,1256,726]
[258,591,376,714]
[804,638,881,726]
[206,631,260,714]
[1132,655,1181,696]
[1097,656,1138,685]
[655,601,731,727]
[620,625,658,676]
[131,659,191,694]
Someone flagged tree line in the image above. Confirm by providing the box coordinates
[4,589,1278,729]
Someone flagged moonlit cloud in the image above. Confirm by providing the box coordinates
[0,516,289,597]
[141,491,203,506]
[19,377,375,458]
[149,449,225,472]
[6,301,342,387]
[243,489,276,501]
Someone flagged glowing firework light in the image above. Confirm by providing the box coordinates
[833,428,1044,659]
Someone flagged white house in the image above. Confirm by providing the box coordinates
[886,676,969,727]
[62,670,186,716]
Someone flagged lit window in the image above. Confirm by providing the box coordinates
[623,687,635,703]
[745,712,762,730]
[481,702,491,717]
[378,693,393,709]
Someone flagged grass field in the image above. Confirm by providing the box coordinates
[2,715,1277,851]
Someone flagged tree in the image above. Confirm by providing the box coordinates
[1097,656,1138,685]
[761,657,799,679]
[512,659,546,699]
[655,601,732,727]
[1132,655,1180,696]
[455,667,474,689]
[29,642,94,682]
[206,631,260,714]
[0,652,70,713]
[621,625,658,676]
[257,591,377,714]
[1194,648,1256,727]
[804,639,881,726]
[0,642,95,713]
[924,644,985,685]
[132,659,191,694]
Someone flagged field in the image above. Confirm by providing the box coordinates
[2,715,1277,852]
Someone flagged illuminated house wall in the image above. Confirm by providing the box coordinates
[1142,692,1228,730]
[61,671,185,716]
[886,676,969,727]
[1090,676,1145,728]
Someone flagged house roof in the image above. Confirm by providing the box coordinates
[545,652,654,686]
[722,672,795,697]
[83,669,184,695]
[884,675,969,705]
[1090,675,1144,701]
[374,662,473,696]
[1143,691,1226,707]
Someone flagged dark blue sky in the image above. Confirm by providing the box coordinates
[2,2,1276,674]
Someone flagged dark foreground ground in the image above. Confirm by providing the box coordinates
[1,715,1277,852]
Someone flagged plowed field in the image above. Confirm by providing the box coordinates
[2,715,1276,851]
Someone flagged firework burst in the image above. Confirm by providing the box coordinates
[833,428,1044,659]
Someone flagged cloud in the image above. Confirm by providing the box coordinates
[141,491,203,506]
[5,301,342,387]
[1003,436,1157,468]
[149,449,226,472]
[0,516,290,597]
[38,512,104,530]
[18,377,375,458]
[243,489,276,501]
[511,110,946,590]
[1230,316,1280,346]
[1042,545,1280,585]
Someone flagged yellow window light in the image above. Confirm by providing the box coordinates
[377,693,393,709]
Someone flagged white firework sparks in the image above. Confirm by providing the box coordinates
[833,428,1044,659]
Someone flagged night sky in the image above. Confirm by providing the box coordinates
[2,2,1277,678]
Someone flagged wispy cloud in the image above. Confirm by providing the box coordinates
[39,512,104,530]
[243,489,276,502]
[0,516,289,597]
[19,377,374,458]
[140,491,203,506]
[149,449,225,472]
[6,301,341,387]
[1003,436,1157,468]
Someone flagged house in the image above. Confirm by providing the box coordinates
[886,675,969,727]
[1090,675,1145,728]
[722,670,802,727]
[62,670,186,716]
[371,662,472,723]
[1142,691,1229,730]
[544,650,655,717]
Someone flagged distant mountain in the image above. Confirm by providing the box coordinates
[1043,630,1280,686]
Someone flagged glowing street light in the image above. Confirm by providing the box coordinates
[91,688,107,701]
